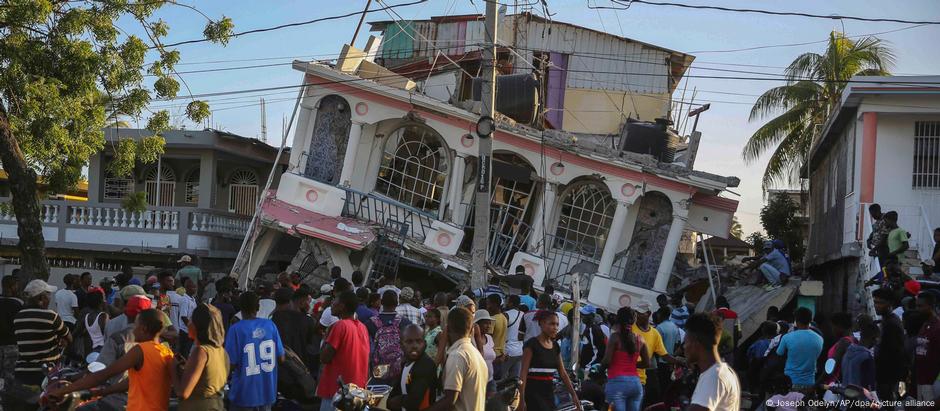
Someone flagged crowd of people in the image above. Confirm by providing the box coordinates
[3,229,937,411]
[0,258,750,411]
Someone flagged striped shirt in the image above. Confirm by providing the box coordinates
[14,308,69,373]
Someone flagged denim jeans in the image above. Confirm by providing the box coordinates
[605,376,643,411]
[759,263,782,285]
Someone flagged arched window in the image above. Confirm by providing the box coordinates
[553,181,616,257]
[184,168,200,204]
[374,125,450,213]
[613,191,673,287]
[228,169,260,215]
[144,165,176,206]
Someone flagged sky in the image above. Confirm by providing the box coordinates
[130,0,940,235]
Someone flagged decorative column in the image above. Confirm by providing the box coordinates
[653,200,690,292]
[527,182,558,254]
[86,154,103,204]
[597,200,632,277]
[198,151,217,209]
[339,122,363,187]
[447,154,467,224]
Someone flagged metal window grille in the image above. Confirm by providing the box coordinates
[144,165,176,207]
[103,177,133,200]
[552,182,616,257]
[184,168,200,204]
[228,169,259,215]
[375,125,449,213]
[913,121,940,189]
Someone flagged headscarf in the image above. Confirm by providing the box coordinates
[191,303,225,347]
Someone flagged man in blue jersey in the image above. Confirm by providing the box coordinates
[225,291,286,411]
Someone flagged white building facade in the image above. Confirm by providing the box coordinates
[806,76,940,314]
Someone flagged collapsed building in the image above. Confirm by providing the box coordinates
[237,12,741,309]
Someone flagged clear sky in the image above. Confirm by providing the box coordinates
[134,0,940,235]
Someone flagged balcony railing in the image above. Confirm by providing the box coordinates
[0,198,250,253]
[190,211,251,237]
[461,202,533,270]
[68,205,179,231]
[341,188,435,241]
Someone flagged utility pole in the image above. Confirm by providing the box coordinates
[350,0,373,47]
[260,98,267,143]
[470,0,498,291]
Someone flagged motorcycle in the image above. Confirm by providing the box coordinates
[332,377,392,411]
[819,359,881,411]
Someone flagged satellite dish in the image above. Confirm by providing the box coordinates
[824,358,836,375]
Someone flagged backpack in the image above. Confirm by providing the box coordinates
[277,347,318,401]
[371,316,403,380]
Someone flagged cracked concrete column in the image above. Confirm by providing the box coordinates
[527,182,558,254]
[654,200,690,292]
[339,121,363,186]
[447,154,466,224]
[597,200,632,277]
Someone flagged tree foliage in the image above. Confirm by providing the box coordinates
[730,216,743,239]
[759,194,805,262]
[745,232,767,255]
[0,0,233,280]
[742,32,894,189]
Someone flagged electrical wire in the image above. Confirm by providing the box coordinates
[158,0,429,48]
[604,0,940,25]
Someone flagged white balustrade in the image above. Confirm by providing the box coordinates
[191,212,250,236]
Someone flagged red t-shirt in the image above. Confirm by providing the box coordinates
[316,318,370,398]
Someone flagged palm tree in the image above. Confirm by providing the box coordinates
[730,216,743,239]
[742,32,894,189]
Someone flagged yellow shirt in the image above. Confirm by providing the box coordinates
[632,324,667,385]
[491,313,508,357]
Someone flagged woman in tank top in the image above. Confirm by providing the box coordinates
[48,308,175,411]
[82,289,110,352]
[602,307,651,411]
[173,303,229,411]
[519,310,582,411]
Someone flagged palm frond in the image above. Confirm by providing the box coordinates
[743,102,814,163]
[748,81,822,121]
[761,122,811,190]
[785,52,822,82]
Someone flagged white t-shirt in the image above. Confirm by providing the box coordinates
[319,306,339,327]
[377,285,401,297]
[690,362,741,411]
[235,298,277,320]
[401,362,414,395]
[523,310,569,342]
[504,309,524,357]
[54,289,78,324]
[169,292,197,332]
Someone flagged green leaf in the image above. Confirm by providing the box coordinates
[146,111,170,134]
[203,16,235,46]
[186,101,211,123]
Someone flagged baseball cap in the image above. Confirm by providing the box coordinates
[456,295,475,309]
[634,301,652,314]
[146,275,158,285]
[580,304,597,315]
[474,309,494,323]
[24,279,57,298]
[128,277,143,286]
[904,280,922,296]
[125,295,152,317]
[400,287,415,301]
[320,283,334,295]
[177,255,192,263]
[120,284,146,300]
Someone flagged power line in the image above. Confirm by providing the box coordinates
[605,0,940,25]
[158,0,429,48]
